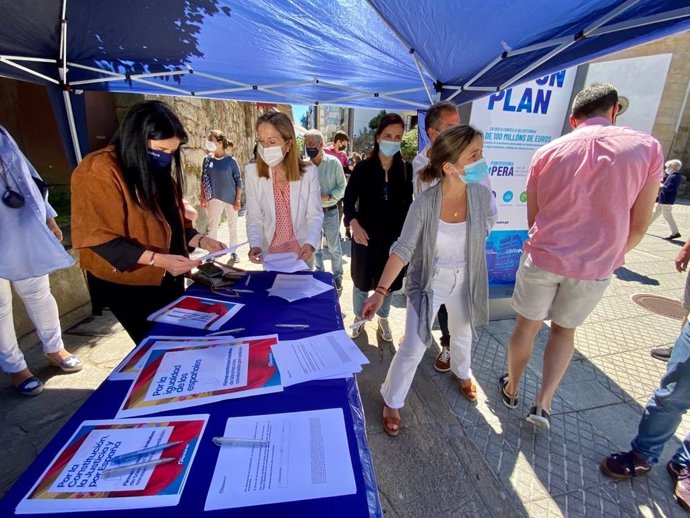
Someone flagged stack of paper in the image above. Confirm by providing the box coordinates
[262,252,309,273]
[270,330,370,386]
[267,273,333,302]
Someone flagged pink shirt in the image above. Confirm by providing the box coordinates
[525,117,663,280]
[268,172,301,255]
[323,145,348,168]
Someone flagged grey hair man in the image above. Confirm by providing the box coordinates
[305,129,347,294]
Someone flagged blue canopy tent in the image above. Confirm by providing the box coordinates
[0,0,689,165]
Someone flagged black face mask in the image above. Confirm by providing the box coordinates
[2,187,25,209]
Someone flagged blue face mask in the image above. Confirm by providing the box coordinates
[379,140,401,158]
[458,158,488,184]
[147,148,174,170]
[306,147,320,159]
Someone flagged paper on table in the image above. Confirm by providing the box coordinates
[204,408,356,511]
[16,415,208,514]
[198,241,248,262]
[271,330,369,386]
[109,336,231,381]
[117,336,283,418]
[267,273,333,302]
[146,295,243,331]
[261,252,309,273]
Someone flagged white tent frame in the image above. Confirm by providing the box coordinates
[442,4,690,102]
[1,1,690,161]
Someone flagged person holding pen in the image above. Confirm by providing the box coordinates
[360,125,496,436]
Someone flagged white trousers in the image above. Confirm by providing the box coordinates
[0,276,64,373]
[206,198,238,244]
[381,266,473,409]
[652,203,678,235]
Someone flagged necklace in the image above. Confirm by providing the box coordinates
[443,185,466,218]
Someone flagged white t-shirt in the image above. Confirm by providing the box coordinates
[435,220,467,269]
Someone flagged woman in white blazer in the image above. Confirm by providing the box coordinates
[245,112,323,265]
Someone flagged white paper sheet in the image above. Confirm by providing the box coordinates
[198,240,248,262]
[204,408,356,510]
[261,252,309,273]
[270,330,369,386]
[267,273,333,302]
[144,344,249,401]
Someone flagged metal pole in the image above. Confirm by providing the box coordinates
[668,76,690,159]
[58,0,81,163]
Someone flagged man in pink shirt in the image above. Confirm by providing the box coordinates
[499,83,664,430]
[323,130,349,169]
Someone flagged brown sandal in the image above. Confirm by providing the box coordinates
[459,379,478,402]
[382,405,401,436]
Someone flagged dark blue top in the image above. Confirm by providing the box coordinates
[201,155,243,204]
[658,172,683,205]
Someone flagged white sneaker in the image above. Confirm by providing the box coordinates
[378,317,393,342]
[352,315,364,339]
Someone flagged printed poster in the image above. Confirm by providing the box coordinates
[147,295,243,331]
[469,68,576,284]
[117,335,282,418]
[16,415,208,514]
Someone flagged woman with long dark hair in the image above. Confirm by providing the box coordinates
[361,125,496,435]
[71,100,226,344]
[343,113,413,343]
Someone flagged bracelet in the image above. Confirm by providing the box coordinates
[149,252,156,266]
[375,285,389,296]
[198,235,206,248]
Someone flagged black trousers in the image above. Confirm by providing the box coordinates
[87,273,185,345]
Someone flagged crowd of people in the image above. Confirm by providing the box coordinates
[2,81,690,509]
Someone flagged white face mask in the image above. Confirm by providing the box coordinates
[206,140,217,152]
[258,143,285,167]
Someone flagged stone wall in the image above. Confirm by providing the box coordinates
[113,94,260,230]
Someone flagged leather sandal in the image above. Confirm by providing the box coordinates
[459,380,478,402]
[382,405,401,437]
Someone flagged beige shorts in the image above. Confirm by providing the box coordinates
[512,253,611,328]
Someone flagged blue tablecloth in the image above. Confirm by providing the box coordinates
[0,271,382,517]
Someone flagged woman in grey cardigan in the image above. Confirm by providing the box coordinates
[362,125,496,436]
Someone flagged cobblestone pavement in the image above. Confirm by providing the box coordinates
[3,203,690,517]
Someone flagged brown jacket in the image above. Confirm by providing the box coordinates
[71,146,193,286]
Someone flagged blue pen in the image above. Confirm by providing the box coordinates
[111,440,182,464]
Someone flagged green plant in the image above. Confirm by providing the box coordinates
[400,126,418,162]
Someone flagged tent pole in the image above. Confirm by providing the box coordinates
[58,0,81,163]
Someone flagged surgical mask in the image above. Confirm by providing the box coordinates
[457,158,488,184]
[379,140,400,158]
[147,148,174,170]
[257,144,285,167]
[306,147,319,159]
[206,140,217,152]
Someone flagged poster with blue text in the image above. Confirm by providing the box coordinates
[469,68,576,285]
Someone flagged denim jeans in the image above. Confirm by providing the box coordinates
[314,208,343,281]
[353,286,392,319]
[632,323,690,466]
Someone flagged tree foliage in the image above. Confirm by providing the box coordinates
[368,110,387,131]
[400,126,418,162]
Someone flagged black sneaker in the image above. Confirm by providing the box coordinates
[335,278,343,297]
[665,233,682,240]
[651,346,673,361]
[526,405,550,430]
[601,450,652,479]
[498,374,518,409]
